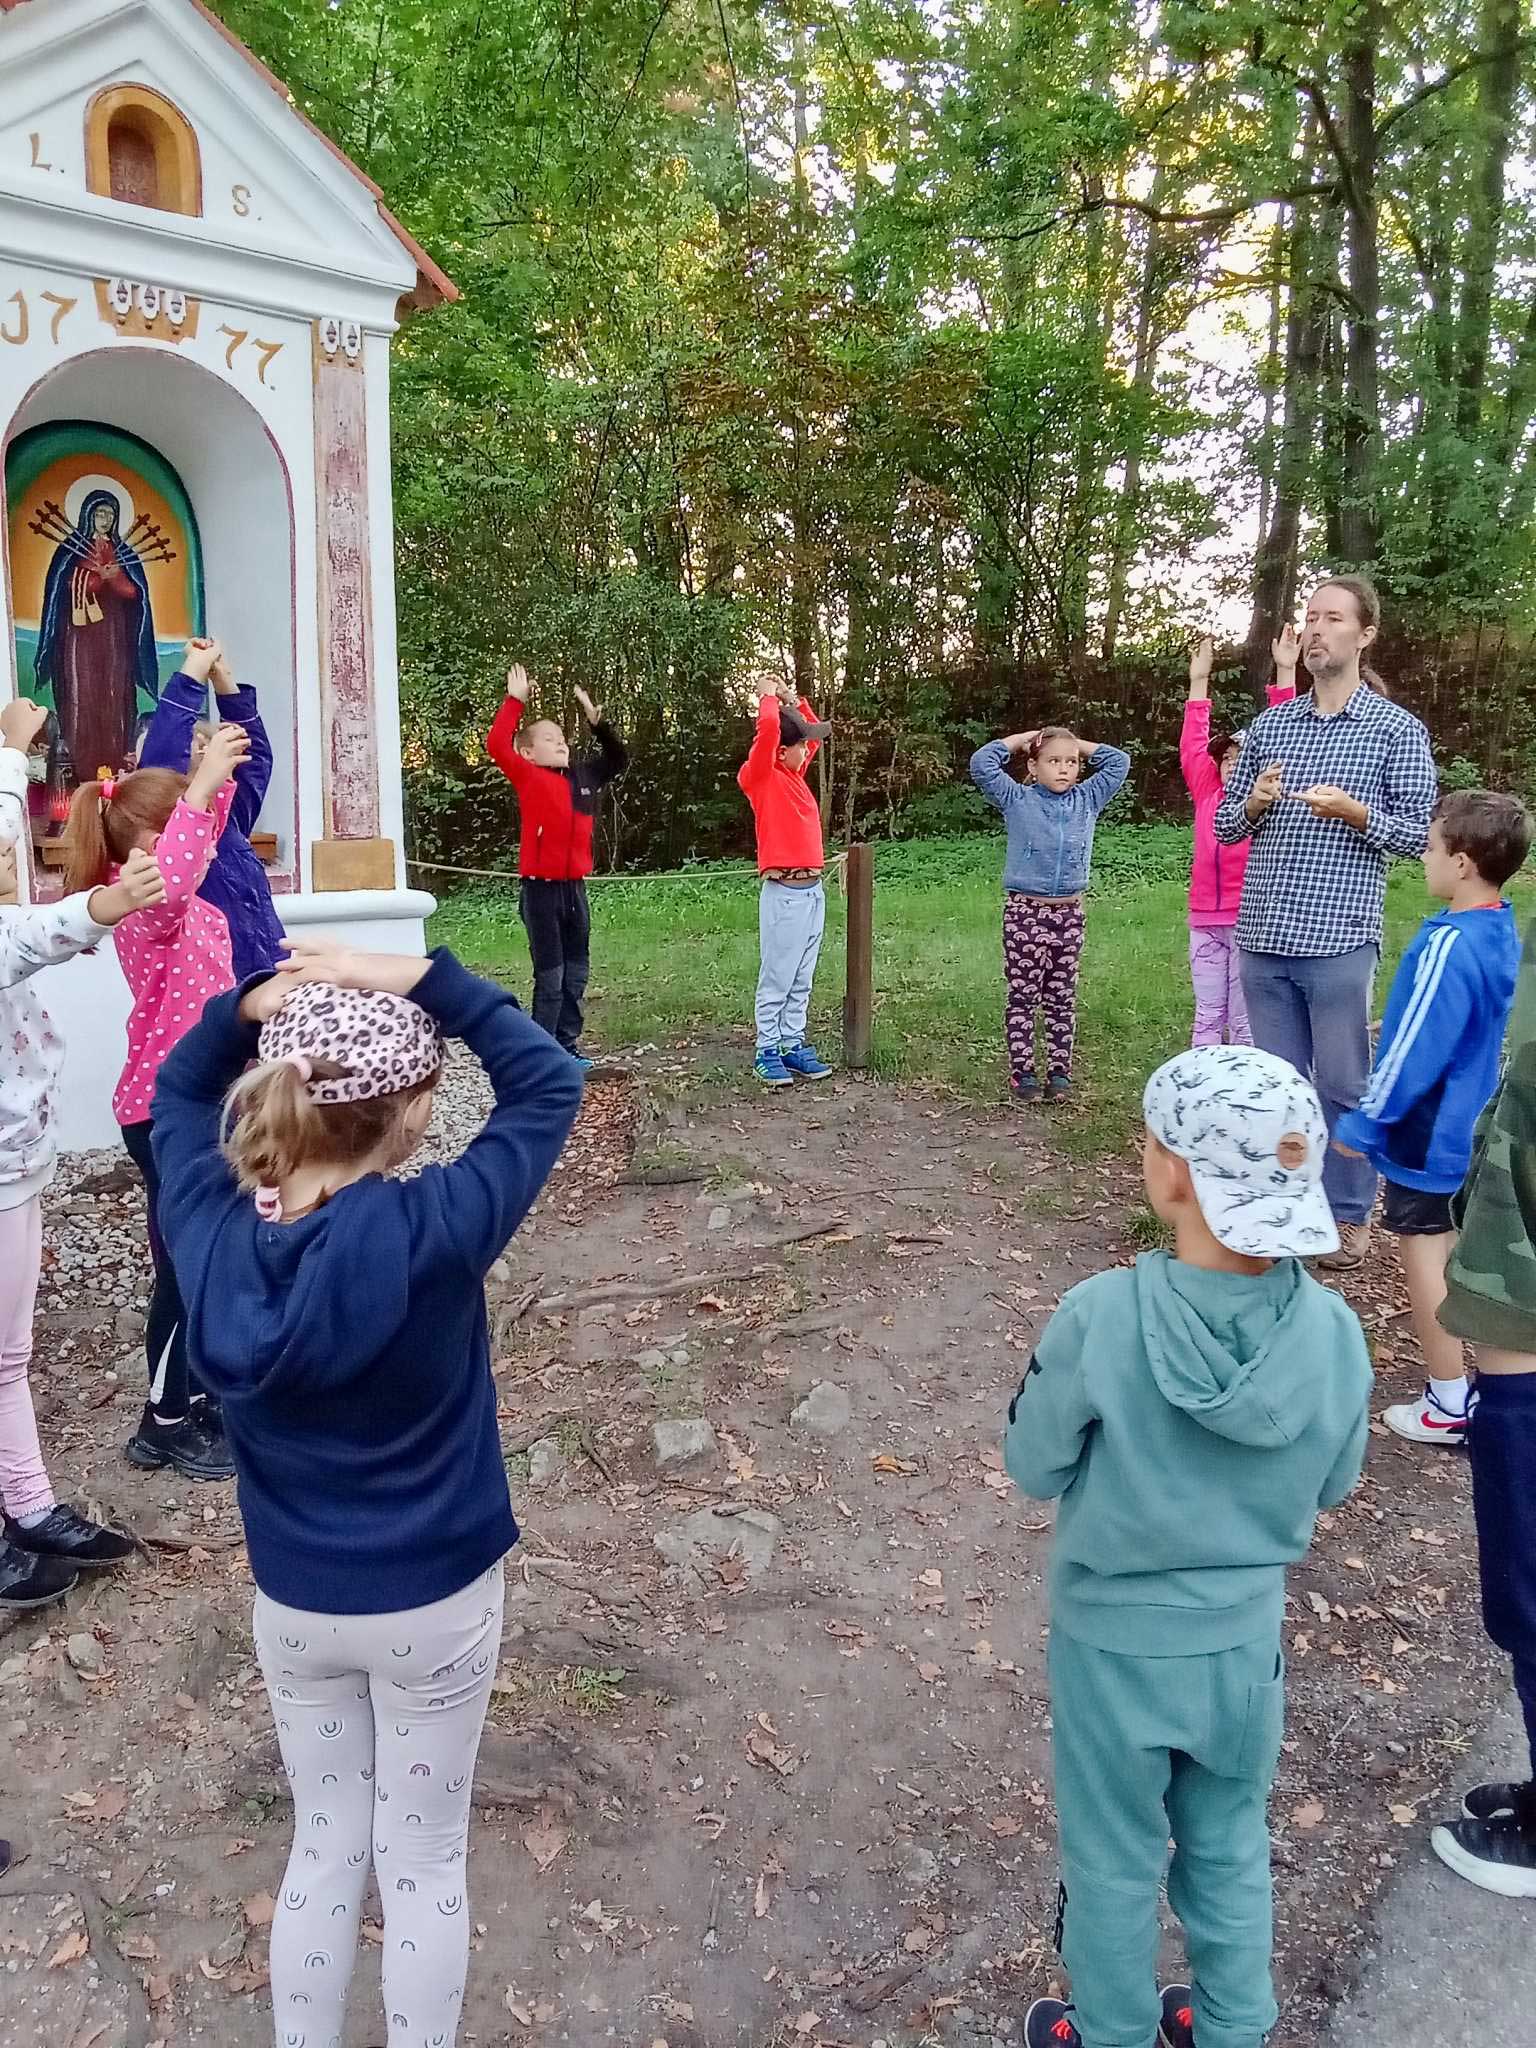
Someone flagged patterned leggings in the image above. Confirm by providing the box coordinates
[254,1563,505,2048]
[1189,924,1253,1048]
[1002,895,1086,1081]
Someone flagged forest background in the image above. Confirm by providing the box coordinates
[215,0,1536,873]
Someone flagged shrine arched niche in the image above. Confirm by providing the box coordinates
[5,419,204,813]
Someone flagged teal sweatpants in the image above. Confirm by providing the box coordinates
[1048,1627,1283,2048]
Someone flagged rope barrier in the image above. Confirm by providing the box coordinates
[408,850,850,890]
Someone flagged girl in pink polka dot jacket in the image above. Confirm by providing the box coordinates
[61,721,248,1485]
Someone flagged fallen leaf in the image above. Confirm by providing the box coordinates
[522,1812,572,1875]
[1290,1798,1326,1831]
[197,1955,229,1982]
[916,1661,943,1683]
[987,1814,1025,1838]
[660,1995,695,2023]
[70,2024,111,2048]
[903,1926,935,1953]
[872,1453,918,1476]
[918,1568,944,1589]
[794,2014,822,2036]
[1390,1636,1412,1658]
[118,1934,158,1963]
[754,1869,773,1919]
[46,1929,89,1969]
[695,1294,727,1313]
[1389,1803,1418,1826]
[1306,1591,1332,1624]
[223,1837,255,1857]
[505,1992,533,2027]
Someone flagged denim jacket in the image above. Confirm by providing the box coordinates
[969,742,1131,897]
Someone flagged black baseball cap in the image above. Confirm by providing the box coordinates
[779,705,831,745]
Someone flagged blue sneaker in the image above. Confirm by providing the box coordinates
[753,1049,795,1088]
[574,1055,595,1072]
[780,1042,833,1079]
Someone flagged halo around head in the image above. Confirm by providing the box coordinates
[63,474,135,533]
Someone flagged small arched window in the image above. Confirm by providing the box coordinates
[86,86,202,217]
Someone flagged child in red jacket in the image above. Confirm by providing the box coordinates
[737,677,833,1088]
[486,664,628,1060]
[1180,630,1297,1046]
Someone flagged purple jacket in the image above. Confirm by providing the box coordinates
[137,672,286,981]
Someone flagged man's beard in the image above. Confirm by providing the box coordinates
[1304,643,1345,679]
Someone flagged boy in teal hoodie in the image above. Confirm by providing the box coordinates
[1008,1046,1373,2048]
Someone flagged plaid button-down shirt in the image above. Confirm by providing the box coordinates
[1214,686,1436,958]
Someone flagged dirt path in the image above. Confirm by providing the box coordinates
[0,1066,1498,2048]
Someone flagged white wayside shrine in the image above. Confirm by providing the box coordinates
[0,0,445,1150]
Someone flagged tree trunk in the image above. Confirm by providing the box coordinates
[1102,165,1171,661]
[1339,5,1382,566]
[1455,0,1521,440]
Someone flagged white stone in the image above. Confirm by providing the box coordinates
[791,1381,852,1437]
[652,1419,715,1466]
[654,1506,782,1586]
[526,1439,564,1492]
[706,1206,731,1231]
[65,1632,103,1676]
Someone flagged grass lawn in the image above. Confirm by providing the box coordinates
[427,826,1517,1157]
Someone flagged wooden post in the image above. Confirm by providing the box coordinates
[842,842,874,1069]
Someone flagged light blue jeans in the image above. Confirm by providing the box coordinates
[755,880,825,1053]
[1239,942,1379,1224]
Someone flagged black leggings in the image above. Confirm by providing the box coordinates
[1469,1372,1536,1777]
[121,1120,192,1421]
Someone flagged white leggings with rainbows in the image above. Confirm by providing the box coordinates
[253,1562,504,2048]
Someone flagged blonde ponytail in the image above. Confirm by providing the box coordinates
[221,1057,431,1194]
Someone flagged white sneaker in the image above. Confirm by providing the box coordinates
[1383,1383,1469,1445]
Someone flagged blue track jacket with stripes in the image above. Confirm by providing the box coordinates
[1336,903,1522,1194]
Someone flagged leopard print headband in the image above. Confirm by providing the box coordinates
[256,981,443,1105]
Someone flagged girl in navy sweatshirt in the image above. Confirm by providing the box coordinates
[150,940,583,2048]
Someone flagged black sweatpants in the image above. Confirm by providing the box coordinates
[121,1120,193,1421]
[1469,1372,1536,1775]
[520,878,590,1052]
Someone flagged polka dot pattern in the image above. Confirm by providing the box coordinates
[111,789,236,1128]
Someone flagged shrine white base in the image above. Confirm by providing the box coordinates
[48,887,437,1155]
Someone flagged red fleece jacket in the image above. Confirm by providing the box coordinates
[486,697,628,880]
[737,695,825,871]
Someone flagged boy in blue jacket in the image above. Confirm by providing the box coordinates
[1008,1045,1373,2048]
[1336,789,1530,1447]
[137,635,285,981]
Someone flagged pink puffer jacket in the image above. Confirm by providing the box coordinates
[1181,686,1295,927]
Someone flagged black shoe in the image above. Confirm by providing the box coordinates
[1158,1985,1195,2048]
[0,1537,79,1610]
[1431,1815,1536,1897]
[189,1392,224,1435]
[3,1505,134,1569]
[0,1840,10,1877]
[1461,1779,1534,1825]
[1044,1072,1072,1103]
[1024,1999,1081,2048]
[123,1413,235,1482]
[1010,1071,1042,1106]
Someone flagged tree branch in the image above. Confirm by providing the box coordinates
[1376,36,1536,142]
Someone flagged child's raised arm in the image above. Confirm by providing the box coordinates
[1268,623,1299,706]
[575,686,629,788]
[738,693,785,794]
[131,727,245,944]
[1180,638,1222,802]
[137,638,220,776]
[486,666,538,790]
[210,651,274,837]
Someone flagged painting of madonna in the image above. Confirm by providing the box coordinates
[34,486,161,787]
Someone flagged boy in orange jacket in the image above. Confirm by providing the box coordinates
[737,676,834,1088]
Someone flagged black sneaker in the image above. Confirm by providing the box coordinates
[123,1413,235,1482]
[3,1505,134,1569]
[1044,1072,1072,1103]
[1461,1779,1533,1825]
[1158,1985,1195,2048]
[0,1537,79,1610]
[1431,1815,1536,1897]
[1024,1999,1081,2048]
[1010,1072,1042,1106]
[189,1392,224,1435]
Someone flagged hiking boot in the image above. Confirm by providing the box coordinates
[0,1538,79,1611]
[1010,1071,1041,1106]
[1431,1814,1536,1897]
[3,1504,134,1569]
[1316,1219,1371,1271]
[1044,1072,1072,1103]
[1024,1999,1081,2048]
[1383,1383,1469,1446]
[123,1413,235,1482]
[753,1049,795,1088]
[1462,1779,1534,1825]
[780,1042,833,1079]
[1158,1985,1195,2048]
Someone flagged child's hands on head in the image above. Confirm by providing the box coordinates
[271,934,432,1000]
[186,720,250,805]
[0,697,49,757]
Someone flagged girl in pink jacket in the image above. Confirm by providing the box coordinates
[1180,630,1297,1045]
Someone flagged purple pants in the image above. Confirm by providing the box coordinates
[1189,925,1252,1047]
[1003,895,1085,1080]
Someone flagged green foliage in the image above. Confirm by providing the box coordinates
[209,0,1536,872]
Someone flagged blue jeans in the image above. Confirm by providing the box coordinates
[755,881,825,1053]
[1239,944,1379,1225]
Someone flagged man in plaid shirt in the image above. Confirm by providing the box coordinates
[1215,577,1437,1269]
